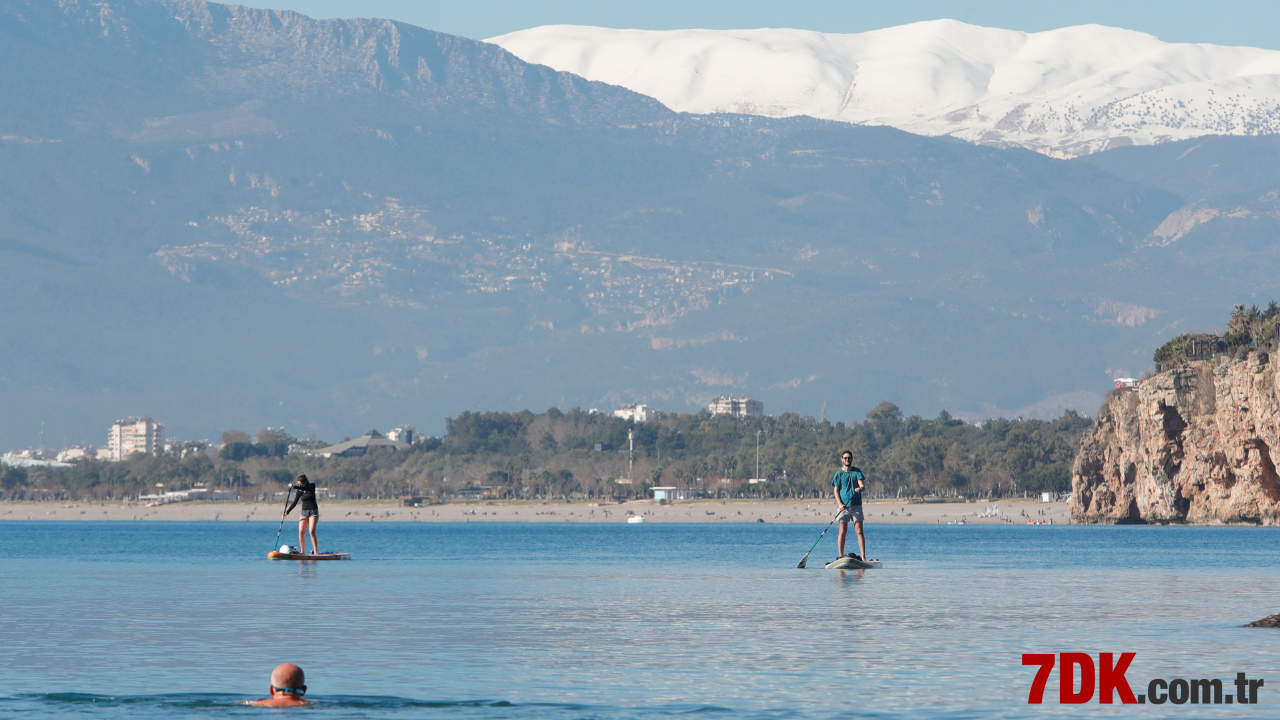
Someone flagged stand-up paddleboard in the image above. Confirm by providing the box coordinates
[825,556,882,569]
[268,550,350,561]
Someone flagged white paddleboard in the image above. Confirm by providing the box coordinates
[268,551,350,561]
[825,556,882,569]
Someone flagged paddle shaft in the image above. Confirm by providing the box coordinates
[272,487,293,551]
[796,507,845,568]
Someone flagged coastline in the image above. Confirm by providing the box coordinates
[0,498,1070,524]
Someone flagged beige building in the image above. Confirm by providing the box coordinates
[106,417,164,461]
[708,396,764,418]
[56,445,95,462]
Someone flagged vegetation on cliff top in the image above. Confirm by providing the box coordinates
[1155,302,1280,370]
[4,403,1089,502]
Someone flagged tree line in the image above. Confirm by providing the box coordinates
[2,401,1089,502]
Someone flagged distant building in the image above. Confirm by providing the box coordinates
[313,429,409,458]
[106,417,164,461]
[55,445,95,462]
[386,426,415,443]
[1,451,71,468]
[708,396,764,418]
[613,404,660,422]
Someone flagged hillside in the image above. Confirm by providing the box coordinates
[491,20,1280,156]
[3,1,1280,451]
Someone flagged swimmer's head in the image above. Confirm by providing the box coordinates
[270,663,306,696]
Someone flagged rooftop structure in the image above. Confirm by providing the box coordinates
[708,396,764,418]
[313,429,409,458]
[106,417,164,461]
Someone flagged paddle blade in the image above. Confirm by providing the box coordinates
[797,553,810,569]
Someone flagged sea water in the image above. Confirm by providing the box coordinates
[1,521,1278,718]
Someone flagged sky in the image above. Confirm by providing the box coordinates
[251,0,1280,48]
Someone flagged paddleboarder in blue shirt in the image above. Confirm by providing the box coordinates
[832,451,870,561]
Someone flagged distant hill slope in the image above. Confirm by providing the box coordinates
[2,1,1280,450]
[491,21,1280,156]
[0,0,671,134]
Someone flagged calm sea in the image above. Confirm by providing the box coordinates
[1,520,1278,718]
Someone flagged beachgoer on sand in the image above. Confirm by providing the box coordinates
[832,451,872,561]
[248,662,309,707]
[283,474,320,554]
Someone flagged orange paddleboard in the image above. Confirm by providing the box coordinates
[267,551,350,560]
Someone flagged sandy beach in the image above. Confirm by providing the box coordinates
[0,498,1071,524]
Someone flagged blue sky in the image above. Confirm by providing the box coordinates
[253,1,1280,48]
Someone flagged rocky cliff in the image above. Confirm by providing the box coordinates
[1072,350,1280,524]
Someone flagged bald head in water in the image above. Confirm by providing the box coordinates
[271,663,305,690]
[248,663,309,706]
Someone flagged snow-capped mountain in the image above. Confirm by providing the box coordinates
[490,20,1280,156]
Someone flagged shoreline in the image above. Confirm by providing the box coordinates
[0,498,1070,524]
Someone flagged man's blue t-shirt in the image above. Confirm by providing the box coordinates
[832,468,864,507]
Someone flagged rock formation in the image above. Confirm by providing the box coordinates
[1072,349,1280,524]
[1245,613,1280,628]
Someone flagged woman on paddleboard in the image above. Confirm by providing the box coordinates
[283,474,320,555]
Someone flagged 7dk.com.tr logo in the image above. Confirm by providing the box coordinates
[1023,653,1264,705]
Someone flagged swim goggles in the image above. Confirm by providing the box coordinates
[272,686,307,695]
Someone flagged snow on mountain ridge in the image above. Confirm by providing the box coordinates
[489,20,1280,155]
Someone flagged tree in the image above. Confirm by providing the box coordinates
[866,401,903,426]
[220,442,264,462]
[215,467,249,488]
[259,469,294,485]
[0,465,28,493]
[222,429,252,444]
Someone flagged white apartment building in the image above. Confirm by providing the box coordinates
[708,396,764,418]
[106,417,164,461]
[613,404,659,422]
[387,426,415,443]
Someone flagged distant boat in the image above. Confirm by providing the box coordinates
[627,516,645,524]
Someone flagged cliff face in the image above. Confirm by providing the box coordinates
[1072,350,1280,524]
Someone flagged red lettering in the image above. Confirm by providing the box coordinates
[1060,653,1095,704]
[1099,653,1137,704]
[1023,654,1055,704]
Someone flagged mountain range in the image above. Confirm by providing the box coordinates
[492,21,1280,156]
[3,0,1280,450]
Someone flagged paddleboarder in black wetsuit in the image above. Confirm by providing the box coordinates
[283,474,320,555]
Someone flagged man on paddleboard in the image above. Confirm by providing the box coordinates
[832,451,871,561]
[283,474,320,555]
[248,662,310,706]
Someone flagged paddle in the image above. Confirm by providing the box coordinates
[272,486,294,553]
[796,508,844,569]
